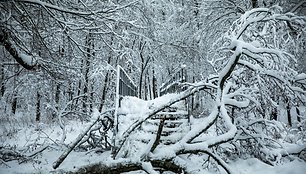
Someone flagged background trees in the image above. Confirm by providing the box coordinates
[0,0,305,173]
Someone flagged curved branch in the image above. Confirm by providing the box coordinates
[179,149,234,174]
[0,28,37,70]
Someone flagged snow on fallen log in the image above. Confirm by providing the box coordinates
[53,108,114,169]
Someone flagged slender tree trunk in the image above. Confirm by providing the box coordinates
[144,71,151,100]
[11,92,17,114]
[152,68,158,99]
[0,64,4,96]
[54,84,60,119]
[11,66,17,114]
[36,91,41,122]
[138,41,147,99]
[68,83,73,111]
[193,0,200,29]
[271,108,277,121]
[83,32,94,115]
[75,79,82,106]
[296,106,301,122]
[139,70,144,98]
[99,36,113,111]
[99,71,109,112]
[286,99,292,126]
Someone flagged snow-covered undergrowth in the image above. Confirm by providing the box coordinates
[0,110,305,174]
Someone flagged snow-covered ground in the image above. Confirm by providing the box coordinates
[1,123,305,173]
[1,141,306,174]
[230,158,306,174]
[1,95,305,173]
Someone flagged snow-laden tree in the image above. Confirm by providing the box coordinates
[68,5,306,174]
[0,0,145,121]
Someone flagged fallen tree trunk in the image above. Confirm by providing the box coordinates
[67,159,184,174]
[53,109,114,169]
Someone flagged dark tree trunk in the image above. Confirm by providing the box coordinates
[138,70,144,98]
[296,107,301,122]
[11,92,17,114]
[271,108,278,121]
[138,41,148,99]
[36,91,41,122]
[152,68,158,99]
[286,104,292,127]
[0,64,4,96]
[193,0,200,29]
[83,32,94,115]
[54,84,60,119]
[75,79,82,106]
[99,71,109,112]
[252,0,258,8]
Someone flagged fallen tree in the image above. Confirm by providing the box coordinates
[53,6,306,174]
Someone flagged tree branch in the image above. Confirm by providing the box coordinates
[0,28,37,70]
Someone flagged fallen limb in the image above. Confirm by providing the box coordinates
[67,159,184,174]
[53,109,114,169]
[27,144,49,158]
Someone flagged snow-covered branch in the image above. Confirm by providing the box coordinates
[0,28,37,70]
[18,0,139,16]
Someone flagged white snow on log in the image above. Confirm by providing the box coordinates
[19,52,37,67]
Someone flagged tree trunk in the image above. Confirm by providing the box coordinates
[152,68,158,99]
[271,108,278,121]
[252,0,258,8]
[54,84,60,119]
[296,106,301,122]
[0,64,4,96]
[36,91,41,122]
[11,92,17,114]
[83,32,94,115]
[138,41,147,99]
[286,102,292,127]
[99,71,110,112]
[138,70,144,98]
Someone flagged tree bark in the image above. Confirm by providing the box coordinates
[0,64,4,96]
[68,159,184,174]
[0,28,37,70]
[11,92,17,114]
[99,72,109,112]
[296,107,301,122]
[286,102,292,127]
[152,67,158,99]
[36,91,41,122]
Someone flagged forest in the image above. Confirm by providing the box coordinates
[1,0,306,173]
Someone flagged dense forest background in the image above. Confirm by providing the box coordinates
[1,0,306,173]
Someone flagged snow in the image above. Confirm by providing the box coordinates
[1,91,306,173]
[19,52,37,67]
[141,162,158,174]
[231,158,306,174]
[295,73,306,82]
[0,119,106,173]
